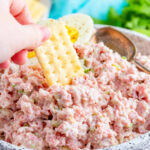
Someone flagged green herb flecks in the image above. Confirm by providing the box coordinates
[99,115,103,119]
[129,123,133,128]
[93,0,150,37]
[31,144,37,149]
[92,112,97,116]
[84,68,91,73]
[122,56,127,60]
[80,58,87,68]
[11,84,16,88]
[105,91,110,95]
[23,123,29,127]
[52,120,60,128]
[84,68,94,74]
[18,89,26,94]
[83,58,87,65]
[61,146,70,150]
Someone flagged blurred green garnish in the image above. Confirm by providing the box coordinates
[52,120,60,128]
[105,91,110,95]
[11,84,16,88]
[18,90,26,94]
[84,68,94,74]
[93,0,150,37]
[122,56,127,60]
[84,68,91,73]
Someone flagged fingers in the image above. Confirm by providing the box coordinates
[11,49,27,65]
[0,50,27,69]
[10,0,33,24]
[19,24,50,50]
[0,60,10,69]
[11,25,50,66]
[40,26,51,42]
[1,0,50,68]
[0,23,50,68]
[15,5,33,25]
[0,50,27,68]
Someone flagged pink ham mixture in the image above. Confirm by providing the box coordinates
[0,43,150,150]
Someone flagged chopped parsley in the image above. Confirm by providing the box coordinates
[80,58,94,74]
[122,56,127,60]
[23,123,29,127]
[99,115,103,119]
[52,121,60,128]
[84,68,94,74]
[129,123,133,128]
[61,146,70,150]
[84,68,91,73]
[83,58,87,65]
[23,76,28,81]
[31,144,36,149]
[33,132,38,136]
[105,91,110,95]
[11,84,16,88]
[80,58,87,68]
[92,113,97,116]
[18,89,26,94]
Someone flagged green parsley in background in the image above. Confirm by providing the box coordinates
[93,0,150,37]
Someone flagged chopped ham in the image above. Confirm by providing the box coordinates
[0,43,150,150]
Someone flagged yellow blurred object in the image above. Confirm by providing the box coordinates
[25,0,47,22]
[65,25,79,43]
[27,51,36,59]
[60,14,94,44]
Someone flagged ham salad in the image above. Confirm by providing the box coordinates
[0,42,150,150]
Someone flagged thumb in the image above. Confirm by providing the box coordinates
[19,24,50,50]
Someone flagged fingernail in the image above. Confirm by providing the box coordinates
[40,27,50,42]
[0,60,10,69]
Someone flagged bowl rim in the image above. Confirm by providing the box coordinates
[94,24,150,43]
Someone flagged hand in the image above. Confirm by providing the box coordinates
[0,0,50,69]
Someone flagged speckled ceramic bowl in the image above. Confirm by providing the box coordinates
[0,25,150,150]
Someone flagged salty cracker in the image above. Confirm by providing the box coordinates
[35,20,84,86]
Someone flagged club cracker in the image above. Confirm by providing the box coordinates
[35,19,84,86]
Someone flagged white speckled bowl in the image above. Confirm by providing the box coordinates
[0,25,150,150]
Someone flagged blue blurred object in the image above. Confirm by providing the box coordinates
[49,0,126,20]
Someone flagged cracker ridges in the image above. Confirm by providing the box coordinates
[35,20,84,86]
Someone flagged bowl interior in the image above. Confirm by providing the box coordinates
[1,25,150,150]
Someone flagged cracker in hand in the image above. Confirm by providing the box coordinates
[35,19,84,86]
